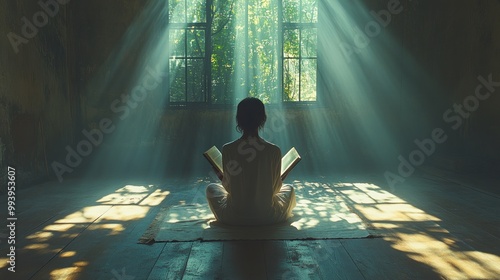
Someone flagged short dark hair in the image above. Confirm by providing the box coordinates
[236,97,267,133]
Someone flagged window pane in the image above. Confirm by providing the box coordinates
[232,1,247,99]
[169,59,186,102]
[283,0,300,23]
[301,59,317,101]
[187,29,205,57]
[301,0,318,23]
[169,0,185,23]
[169,29,185,57]
[283,59,299,101]
[187,59,205,102]
[284,29,299,58]
[248,0,278,103]
[186,0,206,23]
[212,0,235,34]
[211,0,237,104]
[211,78,232,104]
[301,28,317,57]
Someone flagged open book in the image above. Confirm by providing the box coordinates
[203,146,301,181]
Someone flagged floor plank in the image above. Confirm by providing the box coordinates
[182,241,224,279]
[1,173,499,280]
[220,241,267,280]
[147,242,192,280]
[283,240,322,279]
[30,205,165,280]
[262,240,292,279]
[341,238,441,280]
[314,239,365,280]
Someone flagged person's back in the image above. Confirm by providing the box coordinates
[221,138,282,225]
[206,97,296,226]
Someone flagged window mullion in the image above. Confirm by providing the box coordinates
[298,28,302,102]
[206,0,212,104]
[245,0,249,96]
[166,1,171,104]
[278,0,284,103]
[184,28,188,102]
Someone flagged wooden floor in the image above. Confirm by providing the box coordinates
[1,170,499,280]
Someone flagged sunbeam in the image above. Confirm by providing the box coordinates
[2,0,500,279]
[314,0,440,170]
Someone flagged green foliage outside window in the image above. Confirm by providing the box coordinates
[168,0,317,104]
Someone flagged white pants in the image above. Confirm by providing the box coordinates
[206,183,296,225]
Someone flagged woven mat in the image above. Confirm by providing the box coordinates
[139,182,370,242]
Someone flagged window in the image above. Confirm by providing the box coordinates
[168,0,208,103]
[282,0,318,102]
[167,0,318,105]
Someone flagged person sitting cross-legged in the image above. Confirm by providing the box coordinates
[206,97,296,226]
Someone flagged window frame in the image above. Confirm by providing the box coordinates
[166,0,319,107]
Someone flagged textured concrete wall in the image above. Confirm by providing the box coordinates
[399,1,500,156]
[70,0,500,175]
[321,0,500,167]
[0,1,76,184]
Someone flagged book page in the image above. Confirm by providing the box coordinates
[203,146,223,174]
[281,147,301,177]
[205,146,300,180]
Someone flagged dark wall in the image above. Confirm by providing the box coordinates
[319,0,500,172]
[398,0,500,171]
[0,1,76,185]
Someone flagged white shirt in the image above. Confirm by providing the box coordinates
[221,137,283,225]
